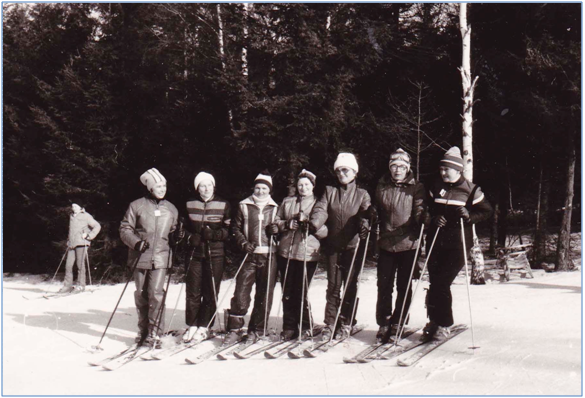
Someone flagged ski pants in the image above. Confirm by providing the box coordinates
[276,255,317,333]
[185,254,224,328]
[376,249,418,327]
[64,246,87,288]
[134,267,167,337]
[227,253,277,334]
[323,243,365,328]
[426,247,465,327]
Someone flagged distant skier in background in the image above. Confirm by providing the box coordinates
[309,153,372,341]
[275,169,327,340]
[374,149,426,343]
[59,202,101,293]
[423,147,492,342]
[120,168,179,348]
[182,172,231,344]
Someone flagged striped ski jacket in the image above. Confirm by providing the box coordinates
[233,196,279,254]
[185,194,231,258]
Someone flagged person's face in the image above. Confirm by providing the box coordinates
[254,183,270,199]
[71,204,82,214]
[440,166,461,183]
[390,164,408,182]
[297,177,314,197]
[151,181,167,199]
[335,167,356,185]
[198,180,215,200]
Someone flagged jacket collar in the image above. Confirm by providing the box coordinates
[385,171,416,187]
[241,195,278,207]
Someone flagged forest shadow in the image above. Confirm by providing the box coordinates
[509,281,582,293]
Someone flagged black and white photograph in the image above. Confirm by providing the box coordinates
[2,2,581,396]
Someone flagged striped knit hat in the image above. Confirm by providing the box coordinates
[254,171,273,192]
[140,168,166,191]
[440,147,464,172]
[389,148,411,171]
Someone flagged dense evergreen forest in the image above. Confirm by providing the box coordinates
[3,3,581,274]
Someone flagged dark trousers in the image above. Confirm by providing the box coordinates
[376,249,417,327]
[185,255,224,328]
[276,255,317,332]
[134,267,167,337]
[227,253,277,334]
[426,247,465,327]
[323,243,365,328]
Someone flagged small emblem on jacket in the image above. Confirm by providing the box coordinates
[439,189,446,197]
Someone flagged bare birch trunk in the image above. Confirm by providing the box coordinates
[555,132,576,271]
[216,4,237,136]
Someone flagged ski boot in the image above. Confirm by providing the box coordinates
[223,329,242,346]
[58,285,74,294]
[335,324,351,340]
[183,326,199,343]
[434,326,451,342]
[280,329,297,341]
[320,326,333,342]
[376,325,390,344]
[191,327,209,344]
[420,321,438,342]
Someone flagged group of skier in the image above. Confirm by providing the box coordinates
[62,145,492,351]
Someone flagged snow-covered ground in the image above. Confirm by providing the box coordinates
[2,265,582,396]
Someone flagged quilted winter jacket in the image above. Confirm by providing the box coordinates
[68,211,101,248]
[375,172,426,253]
[185,194,231,258]
[310,181,371,254]
[276,195,328,262]
[427,176,493,251]
[120,196,179,269]
[233,196,279,254]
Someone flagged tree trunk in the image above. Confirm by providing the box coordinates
[489,201,499,255]
[459,3,478,181]
[555,132,576,271]
[533,161,550,266]
[216,4,238,137]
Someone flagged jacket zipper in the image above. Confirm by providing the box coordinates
[152,201,159,267]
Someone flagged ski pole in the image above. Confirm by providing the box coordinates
[204,253,249,331]
[90,251,143,352]
[48,247,68,292]
[84,245,92,287]
[263,235,275,338]
[329,238,361,343]
[207,242,222,332]
[166,246,195,335]
[297,228,309,342]
[275,230,296,334]
[347,219,374,333]
[392,226,441,352]
[152,244,177,338]
[461,219,478,350]
[393,223,425,345]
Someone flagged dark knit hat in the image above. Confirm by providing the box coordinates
[254,171,273,192]
[440,147,464,172]
[297,169,316,187]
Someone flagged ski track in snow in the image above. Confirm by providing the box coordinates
[2,268,582,395]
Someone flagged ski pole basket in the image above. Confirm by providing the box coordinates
[496,244,534,281]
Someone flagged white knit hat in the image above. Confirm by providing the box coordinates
[140,168,166,191]
[194,172,215,191]
[333,153,359,173]
[254,172,273,192]
[298,169,317,186]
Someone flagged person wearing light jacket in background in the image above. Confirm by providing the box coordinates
[182,172,231,344]
[310,153,372,341]
[59,202,101,293]
[224,172,280,345]
[423,147,492,342]
[275,169,328,340]
[374,149,426,343]
[120,168,179,348]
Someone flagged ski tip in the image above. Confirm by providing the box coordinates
[264,352,273,359]
[217,354,228,360]
[342,357,356,364]
[396,360,409,367]
[185,358,200,365]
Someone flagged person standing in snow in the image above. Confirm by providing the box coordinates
[374,149,426,343]
[182,172,231,344]
[275,169,328,340]
[224,172,279,345]
[59,202,101,293]
[309,153,372,341]
[120,168,179,347]
[422,147,492,342]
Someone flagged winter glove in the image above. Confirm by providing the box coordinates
[202,226,215,241]
[457,207,471,223]
[299,220,310,235]
[432,215,447,228]
[82,233,89,240]
[265,223,279,236]
[189,233,202,247]
[365,205,378,224]
[308,222,318,235]
[243,242,257,254]
[359,219,369,240]
[287,219,299,231]
[134,240,150,253]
